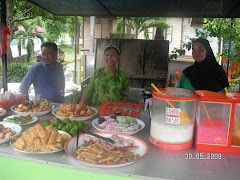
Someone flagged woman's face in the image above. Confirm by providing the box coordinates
[192,42,207,63]
[104,48,120,69]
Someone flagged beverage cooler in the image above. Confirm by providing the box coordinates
[150,88,197,151]
[195,91,240,155]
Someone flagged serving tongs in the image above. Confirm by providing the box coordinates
[76,128,115,150]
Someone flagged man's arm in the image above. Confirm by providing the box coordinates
[79,93,89,104]
[20,67,35,99]
[60,64,65,101]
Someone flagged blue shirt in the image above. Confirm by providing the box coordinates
[20,61,65,103]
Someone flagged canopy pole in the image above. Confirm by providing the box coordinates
[226,18,234,76]
[74,16,77,84]
[1,0,8,92]
[89,16,96,53]
[122,17,125,39]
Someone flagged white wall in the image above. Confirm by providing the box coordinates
[10,38,42,58]
[166,17,183,53]
[166,18,219,57]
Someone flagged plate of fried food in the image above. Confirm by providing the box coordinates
[65,132,148,167]
[52,102,98,121]
[0,122,22,144]
[10,124,71,154]
[10,98,54,116]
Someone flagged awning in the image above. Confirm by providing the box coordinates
[27,0,240,18]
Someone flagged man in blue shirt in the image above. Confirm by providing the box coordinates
[20,42,65,103]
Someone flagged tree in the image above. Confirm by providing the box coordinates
[5,0,66,62]
[115,17,169,39]
[14,20,44,62]
[66,16,83,48]
[196,18,240,61]
[43,19,65,42]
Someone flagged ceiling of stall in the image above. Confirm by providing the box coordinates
[27,0,240,18]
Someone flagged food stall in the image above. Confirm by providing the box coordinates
[1,1,240,180]
[0,92,240,180]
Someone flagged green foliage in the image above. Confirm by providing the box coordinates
[201,18,233,37]
[43,19,65,42]
[221,49,240,63]
[182,37,198,51]
[0,62,29,83]
[197,18,240,63]
[14,20,44,62]
[13,0,67,22]
[229,71,240,92]
[66,16,83,39]
[115,17,169,39]
[169,48,186,60]
[6,0,68,61]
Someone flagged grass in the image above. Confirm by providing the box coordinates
[27,58,38,68]
[58,44,82,62]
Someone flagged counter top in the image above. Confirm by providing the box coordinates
[1,108,240,180]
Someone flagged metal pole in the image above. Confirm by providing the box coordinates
[74,16,77,84]
[227,18,233,76]
[89,16,96,53]
[219,36,223,65]
[1,0,8,92]
[122,17,125,39]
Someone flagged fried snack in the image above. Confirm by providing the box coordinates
[0,125,16,140]
[48,130,58,144]
[56,103,94,118]
[0,132,5,139]
[35,124,48,144]
[73,142,140,165]
[14,98,52,113]
[12,124,70,152]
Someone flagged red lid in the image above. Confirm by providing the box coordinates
[226,93,240,103]
[195,90,240,103]
[152,88,197,101]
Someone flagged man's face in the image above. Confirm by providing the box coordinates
[104,48,120,68]
[192,42,207,63]
[41,46,57,65]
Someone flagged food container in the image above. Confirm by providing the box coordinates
[98,102,142,118]
[195,91,240,154]
[0,94,27,110]
[149,88,197,151]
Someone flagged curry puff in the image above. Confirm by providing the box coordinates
[12,124,70,152]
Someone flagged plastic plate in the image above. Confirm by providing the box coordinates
[52,107,98,121]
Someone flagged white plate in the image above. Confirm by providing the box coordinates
[10,105,54,116]
[92,116,145,135]
[0,122,22,144]
[52,107,98,121]
[0,108,7,117]
[3,115,38,126]
[10,130,71,155]
[64,132,148,167]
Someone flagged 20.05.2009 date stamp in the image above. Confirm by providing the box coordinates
[185,153,222,160]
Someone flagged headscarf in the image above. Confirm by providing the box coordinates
[183,38,229,92]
